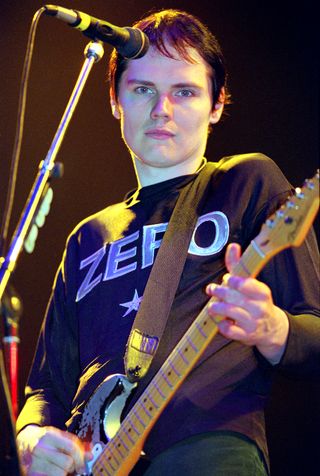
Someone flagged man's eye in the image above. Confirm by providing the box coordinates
[135,86,153,95]
[175,89,194,97]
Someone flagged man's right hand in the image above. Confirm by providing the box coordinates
[17,424,91,476]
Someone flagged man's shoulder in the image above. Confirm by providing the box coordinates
[65,199,132,247]
[210,152,290,188]
[216,152,277,172]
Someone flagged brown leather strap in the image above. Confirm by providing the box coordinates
[124,161,217,382]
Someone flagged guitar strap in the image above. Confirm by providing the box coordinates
[124,160,219,382]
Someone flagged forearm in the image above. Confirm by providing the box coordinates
[255,306,289,365]
[274,311,320,379]
[16,390,69,434]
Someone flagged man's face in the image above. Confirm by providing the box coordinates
[112,44,223,172]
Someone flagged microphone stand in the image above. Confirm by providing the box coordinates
[1,284,23,421]
[0,40,104,301]
[0,40,104,475]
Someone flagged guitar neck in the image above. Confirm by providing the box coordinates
[92,243,264,475]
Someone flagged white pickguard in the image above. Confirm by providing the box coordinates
[76,374,137,475]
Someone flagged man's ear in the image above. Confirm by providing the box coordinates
[110,90,121,119]
[209,87,225,125]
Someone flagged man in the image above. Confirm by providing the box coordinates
[16,9,319,476]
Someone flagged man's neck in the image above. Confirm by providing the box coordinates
[133,156,205,187]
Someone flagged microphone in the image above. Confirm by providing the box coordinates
[44,5,149,59]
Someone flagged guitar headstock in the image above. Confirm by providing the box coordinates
[254,170,319,259]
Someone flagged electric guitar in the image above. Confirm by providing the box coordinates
[75,171,319,476]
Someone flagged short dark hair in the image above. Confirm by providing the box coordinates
[108,9,230,108]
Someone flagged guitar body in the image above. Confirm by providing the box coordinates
[76,374,137,475]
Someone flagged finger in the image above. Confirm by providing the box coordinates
[223,274,272,301]
[217,318,252,343]
[209,283,267,319]
[225,242,241,274]
[39,429,86,473]
[208,300,258,333]
[62,432,87,473]
[85,449,94,462]
[32,445,74,474]
[210,284,247,308]
[211,306,259,345]
[205,282,217,296]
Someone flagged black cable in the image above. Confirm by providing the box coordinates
[0,9,46,475]
[0,8,46,257]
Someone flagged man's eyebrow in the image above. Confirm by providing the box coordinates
[172,82,203,89]
[126,79,203,89]
[127,79,155,86]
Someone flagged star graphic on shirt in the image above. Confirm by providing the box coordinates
[120,289,143,317]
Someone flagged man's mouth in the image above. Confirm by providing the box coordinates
[145,128,175,140]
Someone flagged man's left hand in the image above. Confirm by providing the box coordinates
[206,243,289,365]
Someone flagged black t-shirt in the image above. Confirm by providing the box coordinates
[17,154,320,466]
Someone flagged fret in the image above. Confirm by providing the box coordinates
[186,335,199,353]
[132,408,147,428]
[195,321,208,338]
[115,429,133,450]
[125,416,140,436]
[169,351,186,374]
[114,433,129,452]
[236,258,251,277]
[139,400,153,419]
[152,380,166,399]
[186,330,205,350]
[143,390,160,409]
[105,442,120,466]
[94,460,113,476]
[168,358,181,377]
[177,347,189,365]
[101,449,118,471]
[159,368,174,388]
[122,424,135,444]
[182,336,199,356]
[93,456,113,476]
[235,242,264,277]
[112,439,126,458]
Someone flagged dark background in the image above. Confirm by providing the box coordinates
[0,1,319,474]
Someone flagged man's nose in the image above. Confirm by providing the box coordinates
[151,94,172,120]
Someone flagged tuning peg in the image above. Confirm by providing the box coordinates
[295,187,305,199]
[266,218,275,228]
[304,179,315,190]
